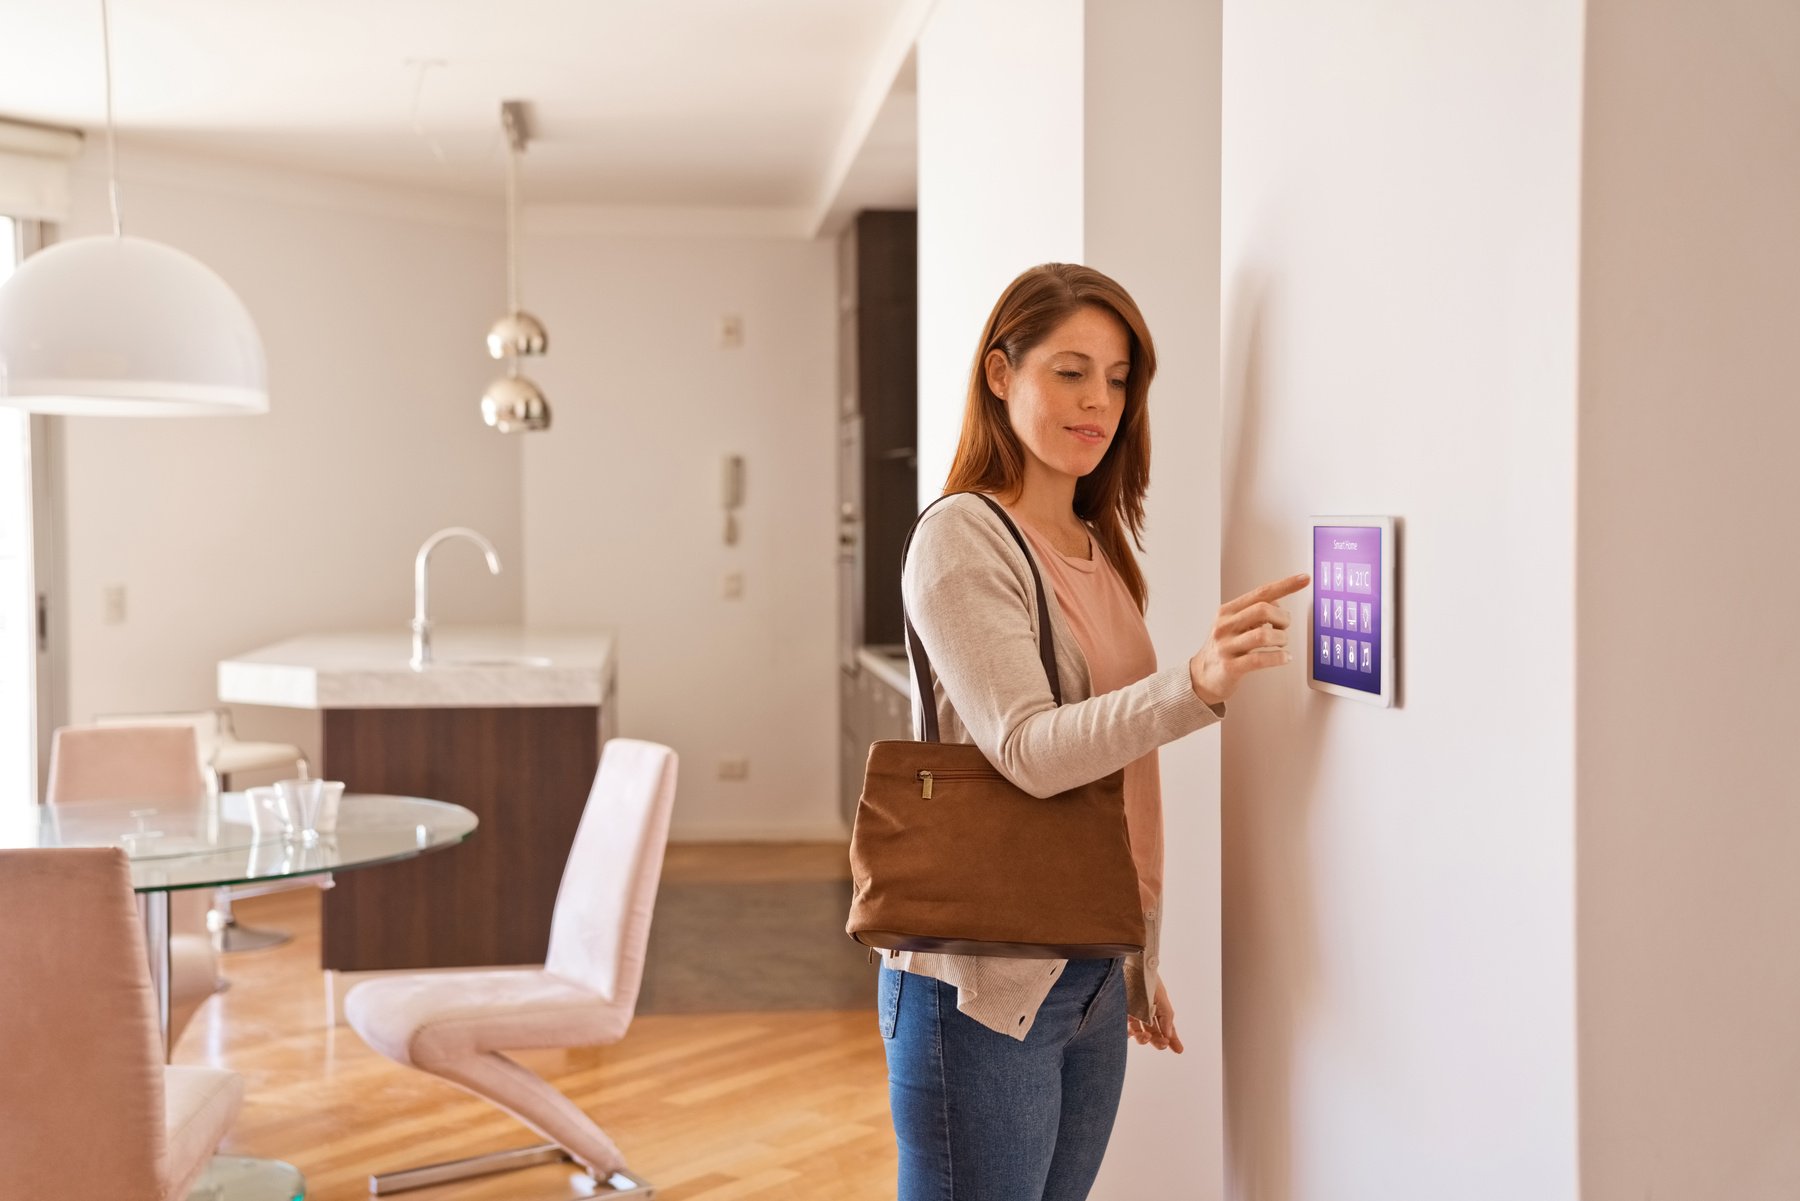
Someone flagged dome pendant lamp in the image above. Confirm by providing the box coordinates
[480,100,550,433]
[0,0,268,417]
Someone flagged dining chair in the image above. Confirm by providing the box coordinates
[0,846,244,1201]
[46,723,227,1051]
[93,706,311,789]
[346,738,679,1197]
[94,706,313,951]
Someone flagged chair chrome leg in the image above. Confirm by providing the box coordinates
[370,1144,652,1197]
[575,1169,655,1197]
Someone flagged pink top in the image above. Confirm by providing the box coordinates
[1008,510,1164,912]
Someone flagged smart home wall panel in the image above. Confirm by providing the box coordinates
[1308,516,1394,708]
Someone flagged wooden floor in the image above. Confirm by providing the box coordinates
[659,842,852,886]
[184,845,895,1200]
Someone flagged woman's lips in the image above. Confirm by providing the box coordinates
[1067,426,1106,444]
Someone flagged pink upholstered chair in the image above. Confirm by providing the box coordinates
[94,706,314,952]
[46,723,226,1050]
[0,847,244,1201]
[347,738,679,1197]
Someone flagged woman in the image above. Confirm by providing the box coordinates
[882,262,1309,1200]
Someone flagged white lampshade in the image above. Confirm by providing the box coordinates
[0,234,267,416]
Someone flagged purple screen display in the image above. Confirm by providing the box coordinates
[1311,525,1382,695]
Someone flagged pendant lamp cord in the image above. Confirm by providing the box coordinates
[504,136,518,315]
[100,0,123,237]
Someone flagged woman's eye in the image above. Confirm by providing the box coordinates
[1057,370,1081,381]
[1109,379,1127,390]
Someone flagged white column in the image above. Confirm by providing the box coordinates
[916,3,1228,1195]
[1082,5,1226,1198]
[1218,2,1583,1198]
[915,0,1086,513]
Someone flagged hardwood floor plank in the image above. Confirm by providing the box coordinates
[177,862,896,1200]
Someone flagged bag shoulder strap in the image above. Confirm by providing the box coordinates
[900,492,1062,744]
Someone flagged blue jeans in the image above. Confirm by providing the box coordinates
[879,957,1128,1201]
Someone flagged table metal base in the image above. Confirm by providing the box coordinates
[186,1155,304,1201]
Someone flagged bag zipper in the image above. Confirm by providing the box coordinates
[916,768,994,799]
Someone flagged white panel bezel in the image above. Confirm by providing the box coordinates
[1307,515,1395,709]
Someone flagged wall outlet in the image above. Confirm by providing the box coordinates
[102,584,127,625]
[722,571,744,600]
[718,758,750,781]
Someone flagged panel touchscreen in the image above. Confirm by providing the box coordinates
[1311,523,1383,697]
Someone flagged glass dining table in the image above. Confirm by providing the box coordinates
[3,791,478,1200]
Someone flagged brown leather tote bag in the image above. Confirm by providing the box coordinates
[845,493,1146,959]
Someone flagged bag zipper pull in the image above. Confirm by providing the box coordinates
[918,770,933,799]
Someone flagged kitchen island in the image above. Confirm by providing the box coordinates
[218,628,616,972]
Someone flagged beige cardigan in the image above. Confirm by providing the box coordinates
[892,493,1225,1040]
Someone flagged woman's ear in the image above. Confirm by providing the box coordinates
[984,348,1012,401]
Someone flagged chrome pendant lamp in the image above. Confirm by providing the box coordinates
[0,0,267,416]
[480,100,549,433]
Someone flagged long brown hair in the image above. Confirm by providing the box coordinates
[943,262,1156,610]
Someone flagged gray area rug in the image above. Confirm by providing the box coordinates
[636,878,877,1014]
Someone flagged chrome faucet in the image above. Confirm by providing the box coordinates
[411,527,502,671]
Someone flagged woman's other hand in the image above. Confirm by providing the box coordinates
[1189,573,1312,705]
[1129,979,1184,1053]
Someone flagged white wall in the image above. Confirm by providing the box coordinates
[518,224,840,841]
[918,2,1228,1194]
[55,144,522,768]
[1219,3,1583,1199]
[916,0,1085,513]
[1576,1,1800,1196]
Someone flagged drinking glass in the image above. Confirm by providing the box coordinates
[313,781,346,837]
[244,786,284,841]
[275,778,325,845]
[118,808,164,857]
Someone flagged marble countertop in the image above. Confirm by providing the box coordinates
[218,628,615,710]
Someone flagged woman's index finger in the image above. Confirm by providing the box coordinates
[1224,573,1312,614]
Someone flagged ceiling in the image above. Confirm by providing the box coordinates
[0,0,920,220]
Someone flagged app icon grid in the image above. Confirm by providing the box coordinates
[1312,524,1382,696]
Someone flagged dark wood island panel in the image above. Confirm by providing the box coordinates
[320,705,601,970]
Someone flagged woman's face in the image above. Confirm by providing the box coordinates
[987,305,1131,489]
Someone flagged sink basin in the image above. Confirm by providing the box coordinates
[434,655,554,669]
